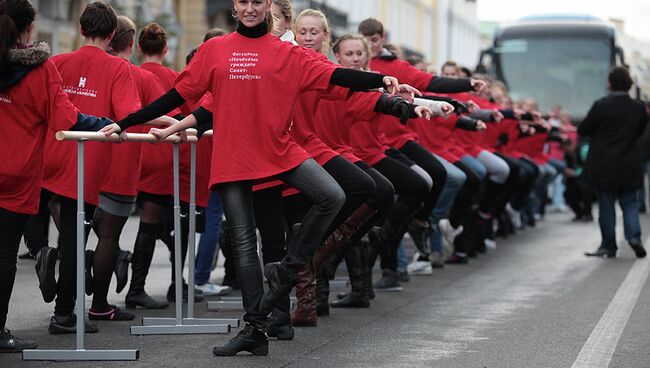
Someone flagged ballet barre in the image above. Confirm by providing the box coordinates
[21,131,191,361]
[136,129,239,330]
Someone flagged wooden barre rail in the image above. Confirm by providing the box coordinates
[55,131,198,143]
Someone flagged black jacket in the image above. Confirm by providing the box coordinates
[578,93,648,191]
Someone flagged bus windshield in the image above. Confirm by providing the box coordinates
[494,37,611,120]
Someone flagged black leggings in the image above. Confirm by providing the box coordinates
[449,161,482,229]
[218,158,345,329]
[0,207,28,330]
[254,155,376,266]
[373,156,429,271]
[493,153,521,215]
[22,190,53,255]
[398,141,447,222]
[54,195,95,317]
[283,155,376,235]
[511,158,540,210]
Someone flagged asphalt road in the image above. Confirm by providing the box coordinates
[2,210,649,368]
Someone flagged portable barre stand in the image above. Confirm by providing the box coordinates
[21,131,164,361]
[134,130,239,332]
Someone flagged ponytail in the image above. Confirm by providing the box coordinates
[0,0,36,80]
[109,15,136,55]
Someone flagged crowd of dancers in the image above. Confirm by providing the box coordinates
[0,0,633,357]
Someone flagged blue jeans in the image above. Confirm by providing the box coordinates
[195,191,223,285]
[429,155,466,254]
[460,155,487,181]
[638,161,650,208]
[597,190,642,252]
[397,241,408,272]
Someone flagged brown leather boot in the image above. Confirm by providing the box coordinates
[312,204,377,274]
[290,263,317,327]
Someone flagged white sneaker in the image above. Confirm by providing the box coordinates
[194,282,232,296]
[407,260,433,275]
[484,238,497,250]
[439,219,463,257]
[505,204,522,228]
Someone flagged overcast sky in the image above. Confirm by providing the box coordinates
[477,0,650,42]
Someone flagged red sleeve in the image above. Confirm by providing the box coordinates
[345,91,383,121]
[375,59,433,91]
[43,60,80,132]
[295,47,337,93]
[111,62,141,120]
[175,40,214,102]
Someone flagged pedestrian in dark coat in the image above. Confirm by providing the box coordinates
[579,66,648,258]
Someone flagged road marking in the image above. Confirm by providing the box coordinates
[571,241,650,368]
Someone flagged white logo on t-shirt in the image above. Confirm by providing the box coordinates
[79,77,87,88]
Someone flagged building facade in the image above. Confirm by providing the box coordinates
[206,0,481,71]
[34,0,207,70]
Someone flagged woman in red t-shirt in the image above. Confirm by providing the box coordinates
[107,0,405,356]
[89,16,179,320]
[0,0,116,351]
[329,34,432,293]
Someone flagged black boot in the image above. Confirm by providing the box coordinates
[35,246,58,303]
[84,249,94,296]
[166,282,205,303]
[331,243,369,308]
[0,329,37,353]
[365,239,378,300]
[260,262,298,315]
[113,248,132,293]
[315,273,330,316]
[267,309,294,340]
[125,223,168,309]
[213,324,268,356]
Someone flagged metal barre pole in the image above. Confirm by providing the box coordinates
[23,138,138,361]
[187,143,196,318]
[132,133,232,334]
[55,131,197,143]
[173,143,183,326]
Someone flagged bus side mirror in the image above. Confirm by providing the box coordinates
[615,46,626,66]
[475,48,492,74]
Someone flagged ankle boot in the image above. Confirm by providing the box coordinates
[267,309,295,340]
[260,262,299,315]
[331,243,369,308]
[291,264,317,327]
[125,223,168,309]
[114,248,132,293]
[315,273,330,316]
[213,324,268,356]
[312,204,377,274]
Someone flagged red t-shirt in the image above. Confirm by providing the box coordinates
[43,46,140,205]
[0,59,79,214]
[137,62,185,196]
[101,63,164,196]
[175,32,337,186]
[180,93,214,207]
[369,57,433,91]
[499,119,526,159]
[315,91,384,165]
[410,114,465,163]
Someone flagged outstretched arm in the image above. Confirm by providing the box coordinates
[101,88,187,136]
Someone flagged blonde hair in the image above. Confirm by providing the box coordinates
[273,0,294,24]
[332,33,371,69]
[231,1,274,33]
[295,9,331,53]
